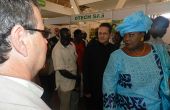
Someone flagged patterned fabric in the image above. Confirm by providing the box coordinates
[103,45,164,110]
[152,46,163,75]
[153,44,170,110]
[104,93,146,110]
[118,74,132,89]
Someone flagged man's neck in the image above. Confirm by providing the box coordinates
[0,61,32,81]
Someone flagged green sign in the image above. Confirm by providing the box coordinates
[71,11,112,23]
[38,0,46,7]
[74,13,105,21]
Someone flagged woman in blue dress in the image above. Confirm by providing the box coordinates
[103,11,170,110]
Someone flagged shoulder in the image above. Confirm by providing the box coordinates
[53,41,60,49]
[152,44,165,51]
[106,49,124,70]
[87,39,98,47]
[109,49,123,60]
[107,43,114,46]
[0,77,50,110]
[52,41,63,52]
[0,103,49,110]
[70,42,76,49]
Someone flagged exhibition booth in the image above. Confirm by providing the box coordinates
[44,1,170,43]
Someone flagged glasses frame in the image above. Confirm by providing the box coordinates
[26,28,51,39]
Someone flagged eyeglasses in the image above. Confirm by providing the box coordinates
[26,28,51,39]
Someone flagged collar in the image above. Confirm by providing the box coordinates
[0,75,43,97]
[58,40,74,48]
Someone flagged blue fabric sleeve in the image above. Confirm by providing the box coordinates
[103,52,120,110]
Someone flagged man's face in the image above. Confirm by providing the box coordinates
[30,5,47,76]
[98,26,110,45]
[60,33,71,47]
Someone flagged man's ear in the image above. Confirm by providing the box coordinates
[10,25,28,57]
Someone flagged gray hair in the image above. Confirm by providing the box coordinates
[0,0,38,63]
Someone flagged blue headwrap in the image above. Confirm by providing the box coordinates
[116,11,152,37]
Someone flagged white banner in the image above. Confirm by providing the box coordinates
[71,11,112,23]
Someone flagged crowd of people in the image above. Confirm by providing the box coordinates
[0,1,170,110]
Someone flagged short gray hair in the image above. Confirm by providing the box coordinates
[0,0,39,63]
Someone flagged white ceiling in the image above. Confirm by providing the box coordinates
[41,0,163,18]
[41,10,65,18]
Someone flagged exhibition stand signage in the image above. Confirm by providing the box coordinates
[71,11,112,23]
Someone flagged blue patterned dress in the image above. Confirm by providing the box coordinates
[103,46,164,110]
